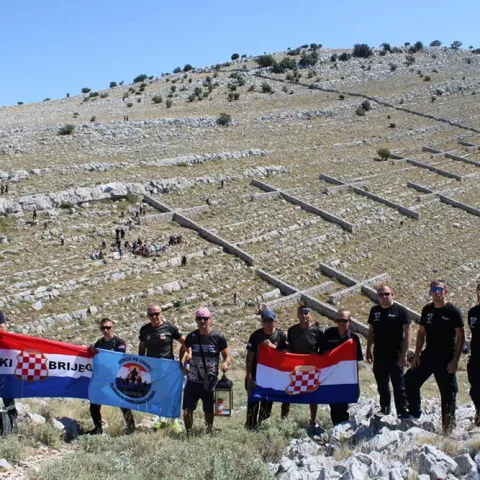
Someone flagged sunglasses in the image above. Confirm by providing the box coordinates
[148,312,161,317]
[377,292,391,297]
[335,319,349,324]
[262,318,275,323]
[100,326,112,331]
[196,317,210,321]
[431,287,444,293]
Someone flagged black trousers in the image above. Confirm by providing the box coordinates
[405,352,457,421]
[373,357,408,414]
[329,403,349,425]
[246,401,273,430]
[467,358,480,410]
[90,403,134,428]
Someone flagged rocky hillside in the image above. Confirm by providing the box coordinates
[0,43,480,478]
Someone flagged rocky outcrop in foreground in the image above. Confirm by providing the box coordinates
[270,398,480,480]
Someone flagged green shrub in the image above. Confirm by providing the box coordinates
[217,113,232,126]
[248,85,255,92]
[389,123,396,128]
[330,53,338,62]
[287,48,301,56]
[58,124,75,135]
[389,63,398,72]
[261,82,273,93]
[339,94,345,100]
[125,193,139,204]
[405,55,416,66]
[100,92,108,98]
[90,116,96,122]
[430,40,442,47]
[256,55,276,67]
[356,107,366,116]
[133,74,148,83]
[423,75,431,81]
[126,102,133,107]
[88,91,99,98]
[81,87,91,93]
[60,201,75,208]
[109,81,117,88]
[352,44,373,58]
[381,43,392,53]
[231,53,239,60]
[377,148,391,160]
[451,40,462,50]
[361,100,371,111]
[228,92,240,101]
[66,93,70,97]
[173,67,182,74]
[73,112,79,118]
[43,98,51,101]
[187,94,196,102]
[152,95,163,104]
[166,99,173,108]
[299,51,318,67]
[183,64,194,72]
[194,86,203,96]
[339,52,350,61]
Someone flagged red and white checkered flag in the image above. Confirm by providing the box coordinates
[15,351,48,382]
[285,366,321,395]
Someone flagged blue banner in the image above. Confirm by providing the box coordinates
[88,350,183,418]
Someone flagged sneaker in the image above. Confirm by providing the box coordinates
[152,416,169,430]
[86,426,103,435]
[308,420,325,434]
[170,419,184,434]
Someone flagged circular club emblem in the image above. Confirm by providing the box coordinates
[15,350,48,381]
[114,362,152,398]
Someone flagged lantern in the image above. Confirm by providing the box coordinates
[214,375,233,417]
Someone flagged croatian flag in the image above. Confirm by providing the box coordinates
[0,331,92,399]
[88,350,184,418]
[250,340,359,404]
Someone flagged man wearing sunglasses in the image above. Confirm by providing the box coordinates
[281,305,325,431]
[366,284,412,418]
[181,307,231,433]
[405,280,464,434]
[468,283,480,426]
[88,318,135,435]
[245,309,287,429]
[138,305,186,361]
[320,308,363,425]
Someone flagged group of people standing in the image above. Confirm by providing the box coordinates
[245,280,478,436]
[2,279,479,438]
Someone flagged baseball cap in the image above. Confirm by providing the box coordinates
[195,306,211,318]
[261,309,276,321]
[297,306,310,313]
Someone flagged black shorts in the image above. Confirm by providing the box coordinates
[182,380,215,413]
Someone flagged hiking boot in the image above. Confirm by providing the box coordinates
[124,423,136,435]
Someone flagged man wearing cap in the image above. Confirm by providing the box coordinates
[88,318,135,435]
[180,307,231,433]
[138,304,186,361]
[320,308,363,425]
[405,280,464,434]
[281,305,325,431]
[0,310,17,422]
[245,309,287,429]
[366,283,412,418]
[468,283,480,426]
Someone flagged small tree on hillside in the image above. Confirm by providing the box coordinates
[133,74,148,83]
[353,44,373,58]
[256,55,276,67]
[110,81,117,88]
[377,148,391,161]
[217,113,232,126]
[81,87,91,94]
[231,53,240,60]
[58,124,75,136]
[451,40,462,50]
[430,40,442,47]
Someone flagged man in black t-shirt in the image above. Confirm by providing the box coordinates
[468,283,480,425]
[320,308,363,425]
[281,305,324,430]
[245,309,287,430]
[405,280,465,434]
[180,307,231,433]
[0,311,17,421]
[138,304,186,360]
[366,284,412,418]
[88,318,135,435]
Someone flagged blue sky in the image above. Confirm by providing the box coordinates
[1,0,478,106]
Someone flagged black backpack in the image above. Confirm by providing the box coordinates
[0,410,18,436]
